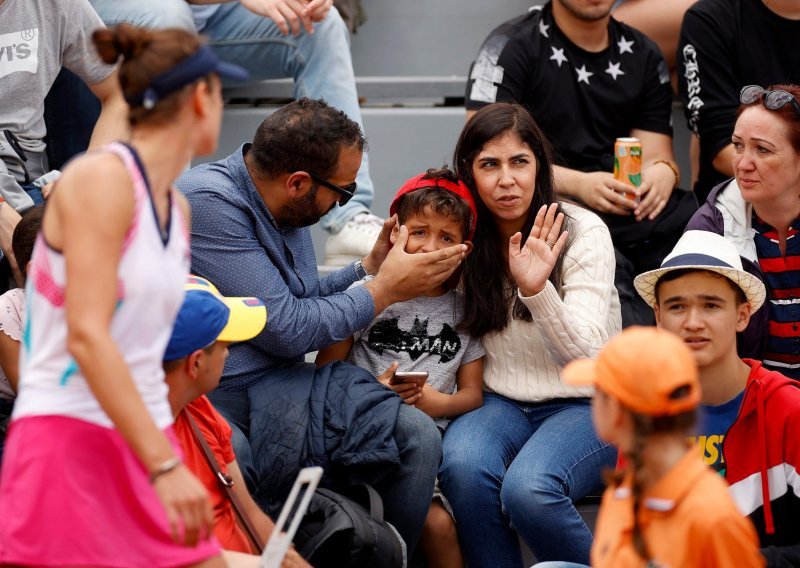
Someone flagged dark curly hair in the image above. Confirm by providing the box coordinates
[248,98,366,180]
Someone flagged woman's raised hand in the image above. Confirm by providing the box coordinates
[508,204,568,297]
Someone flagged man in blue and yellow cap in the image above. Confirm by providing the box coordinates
[162,276,308,566]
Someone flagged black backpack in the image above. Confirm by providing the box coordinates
[294,484,405,568]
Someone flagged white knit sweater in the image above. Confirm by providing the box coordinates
[482,203,621,402]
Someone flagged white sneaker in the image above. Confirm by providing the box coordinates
[324,212,384,266]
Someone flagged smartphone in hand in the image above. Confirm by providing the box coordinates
[390,371,429,386]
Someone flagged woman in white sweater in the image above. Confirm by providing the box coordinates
[439,103,621,567]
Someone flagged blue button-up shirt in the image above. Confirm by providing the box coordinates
[177,145,375,390]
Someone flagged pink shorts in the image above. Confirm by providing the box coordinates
[0,415,221,567]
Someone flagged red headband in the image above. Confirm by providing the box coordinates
[389,173,478,240]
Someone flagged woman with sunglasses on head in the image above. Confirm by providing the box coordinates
[438,102,620,567]
[687,83,800,380]
[0,24,251,567]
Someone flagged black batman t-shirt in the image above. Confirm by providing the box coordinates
[466,3,672,174]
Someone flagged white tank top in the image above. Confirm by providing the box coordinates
[13,143,190,430]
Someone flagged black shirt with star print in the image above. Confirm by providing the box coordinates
[466,2,672,175]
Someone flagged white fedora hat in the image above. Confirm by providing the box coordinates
[634,230,766,311]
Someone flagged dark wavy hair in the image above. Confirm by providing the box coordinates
[455,103,570,337]
[12,205,45,281]
[248,98,366,179]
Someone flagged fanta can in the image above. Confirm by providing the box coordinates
[614,137,642,202]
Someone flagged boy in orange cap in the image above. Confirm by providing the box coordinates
[563,326,763,568]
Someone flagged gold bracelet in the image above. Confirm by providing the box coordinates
[653,159,681,189]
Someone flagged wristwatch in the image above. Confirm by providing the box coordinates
[354,258,368,279]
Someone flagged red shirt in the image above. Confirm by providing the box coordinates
[174,395,252,553]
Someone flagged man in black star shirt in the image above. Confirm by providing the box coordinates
[466,0,697,327]
[678,0,800,202]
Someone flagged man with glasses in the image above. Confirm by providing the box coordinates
[176,98,468,558]
[466,0,697,328]
[678,0,800,202]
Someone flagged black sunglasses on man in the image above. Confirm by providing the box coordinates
[307,172,357,206]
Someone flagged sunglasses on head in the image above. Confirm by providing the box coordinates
[740,85,800,118]
[307,172,357,206]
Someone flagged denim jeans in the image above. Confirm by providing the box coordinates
[207,381,440,555]
[439,394,615,567]
[21,184,44,207]
[89,0,374,233]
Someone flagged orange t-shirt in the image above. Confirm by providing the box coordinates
[174,396,252,553]
[592,449,764,568]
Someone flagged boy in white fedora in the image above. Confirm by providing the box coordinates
[634,230,800,566]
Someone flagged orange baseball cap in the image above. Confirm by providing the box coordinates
[563,327,701,416]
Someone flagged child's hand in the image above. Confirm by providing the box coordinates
[413,383,433,414]
[390,381,422,405]
[376,362,399,387]
[375,362,422,405]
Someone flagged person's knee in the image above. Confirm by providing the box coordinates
[439,437,496,499]
[92,0,195,31]
[312,6,348,39]
[155,1,196,31]
[423,502,457,543]
[395,405,442,466]
[501,466,561,524]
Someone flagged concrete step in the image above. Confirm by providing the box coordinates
[349,0,541,77]
[224,75,468,104]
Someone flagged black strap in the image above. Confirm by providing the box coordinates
[186,412,265,554]
[343,484,384,522]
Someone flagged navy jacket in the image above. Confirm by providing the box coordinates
[247,361,402,515]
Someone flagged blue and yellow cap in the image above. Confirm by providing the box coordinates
[164,275,267,362]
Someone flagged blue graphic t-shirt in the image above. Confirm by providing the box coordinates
[690,390,745,475]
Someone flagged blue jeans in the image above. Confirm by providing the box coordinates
[90,0,373,233]
[21,184,44,207]
[439,394,615,567]
[207,382,440,555]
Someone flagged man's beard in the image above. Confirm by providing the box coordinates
[274,183,336,228]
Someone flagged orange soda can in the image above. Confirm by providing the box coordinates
[614,137,642,202]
